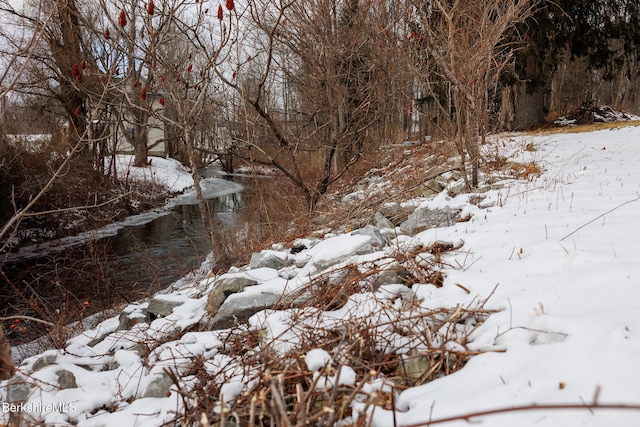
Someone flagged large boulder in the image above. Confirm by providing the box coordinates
[206,276,258,317]
[208,291,282,330]
[400,207,461,235]
[294,234,374,269]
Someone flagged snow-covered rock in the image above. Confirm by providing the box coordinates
[147,295,185,319]
[208,291,283,330]
[205,276,258,317]
[294,233,374,269]
[400,206,461,235]
[351,224,386,247]
[249,250,291,270]
[6,125,640,427]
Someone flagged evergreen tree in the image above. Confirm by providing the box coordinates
[503,0,640,129]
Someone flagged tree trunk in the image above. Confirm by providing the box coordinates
[513,84,547,130]
[133,124,149,167]
[469,110,480,188]
[184,128,230,268]
[499,83,547,131]
[497,85,517,131]
[47,0,89,155]
[0,324,15,380]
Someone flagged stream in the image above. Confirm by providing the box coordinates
[1,168,261,343]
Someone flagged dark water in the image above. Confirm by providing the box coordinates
[0,173,254,343]
[106,190,244,287]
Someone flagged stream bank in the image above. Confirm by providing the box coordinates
[1,171,252,345]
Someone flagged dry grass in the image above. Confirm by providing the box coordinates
[0,237,165,350]
[214,176,312,268]
[183,304,495,426]
[180,242,496,426]
[525,120,640,136]
[311,140,457,232]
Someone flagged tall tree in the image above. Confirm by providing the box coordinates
[0,0,91,149]
[501,0,640,129]
[223,0,405,210]
[411,0,534,187]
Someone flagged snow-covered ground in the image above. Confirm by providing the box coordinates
[110,155,196,194]
[3,125,640,426]
[111,154,244,206]
[390,127,640,425]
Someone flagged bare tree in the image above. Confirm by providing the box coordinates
[410,0,535,187]
[98,0,237,265]
[0,0,101,157]
[94,0,164,167]
[219,0,406,210]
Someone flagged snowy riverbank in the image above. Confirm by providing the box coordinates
[3,125,640,426]
[3,155,244,263]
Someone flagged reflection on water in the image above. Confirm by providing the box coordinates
[108,191,243,287]
[1,175,251,344]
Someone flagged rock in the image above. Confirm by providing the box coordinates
[56,369,77,389]
[424,165,449,179]
[143,373,174,398]
[6,377,32,402]
[378,202,412,226]
[206,276,258,317]
[398,352,432,385]
[208,291,282,330]
[294,234,374,269]
[400,207,461,235]
[424,178,445,193]
[370,269,414,290]
[372,212,394,229]
[32,352,58,371]
[87,336,106,348]
[290,244,307,254]
[351,225,386,248]
[118,310,148,330]
[104,359,120,371]
[249,251,289,270]
[447,180,468,196]
[147,296,184,320]
[279,265,298,280]
[434,175,450,190]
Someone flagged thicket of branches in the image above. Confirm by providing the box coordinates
[2,0,639,357]
[1,0,639,220]
[1,0,640,417]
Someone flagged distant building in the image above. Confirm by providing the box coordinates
[113,94,167,157]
